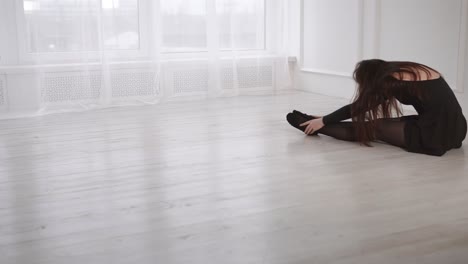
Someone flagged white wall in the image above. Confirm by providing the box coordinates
[302,0,362,74]
[462,12,468,112]
[380,0,463,91]
[295,0,468,114]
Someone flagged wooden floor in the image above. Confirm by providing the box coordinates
[1,91,467,264]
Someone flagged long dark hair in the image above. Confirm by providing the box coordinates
[351,59,437,146]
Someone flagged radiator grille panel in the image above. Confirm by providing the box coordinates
[42,73,102,102]
[111,71,159,98]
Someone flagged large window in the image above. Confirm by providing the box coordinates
[18,0,266,58]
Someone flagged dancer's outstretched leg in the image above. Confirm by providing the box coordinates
[287,112,407,148]
[374,118,407,148]
[317,118,407,148]
[315,122,357,141]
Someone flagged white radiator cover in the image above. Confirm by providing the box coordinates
[111,70,159,98]
[0,57,288,118]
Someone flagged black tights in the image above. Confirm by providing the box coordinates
[287,112,407,149]
[319,118,407,148]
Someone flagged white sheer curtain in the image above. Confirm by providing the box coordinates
[3,0,290,116]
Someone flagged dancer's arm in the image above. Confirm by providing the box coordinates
[322,95,388,125]
[301,104,353,135]
[322,104,352,125]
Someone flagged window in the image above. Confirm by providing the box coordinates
[160,0,265,52]
[216,0,265,50]
[161,0,208,52]
[22,0,140,53]
[17,0,267,60]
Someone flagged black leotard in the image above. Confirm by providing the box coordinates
[322,77,467,156]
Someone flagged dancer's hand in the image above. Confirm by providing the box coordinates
[300,118,324,135]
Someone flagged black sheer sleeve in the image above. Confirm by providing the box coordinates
[322,95,388,125]
[322,104,352,125]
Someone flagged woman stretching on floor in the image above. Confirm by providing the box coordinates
[286,59,467,156]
